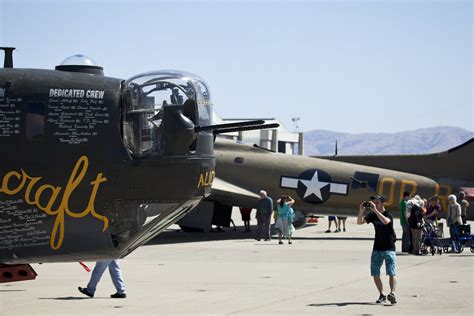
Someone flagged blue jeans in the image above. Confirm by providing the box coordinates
[87,260,126,295]
[449,224,460,252]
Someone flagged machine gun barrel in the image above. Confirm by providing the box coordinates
[194,120,265,133]
[194,120,279,135]
[213,123,280,134]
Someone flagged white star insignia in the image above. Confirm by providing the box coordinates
[299,171,329,200]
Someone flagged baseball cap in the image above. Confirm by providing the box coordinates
[370,195,386,203]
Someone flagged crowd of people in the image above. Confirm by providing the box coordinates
[399,191,469,255]
[77,189,469,303]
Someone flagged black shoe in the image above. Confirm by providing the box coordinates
[387,293,397,304]
[278,241,283,244]
[255,238,261,241]
[110,292,127,298]
[376,294,386,304]
[324,230,331,233]
[78,287,93,298]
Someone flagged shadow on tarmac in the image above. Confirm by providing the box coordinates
[38,296,121,300]
[38,297,92,300]
[146,224,373,246]
[308,302,395,307]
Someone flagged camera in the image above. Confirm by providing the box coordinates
[362,201,372,207]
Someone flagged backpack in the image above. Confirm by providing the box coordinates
[408,204,423,229]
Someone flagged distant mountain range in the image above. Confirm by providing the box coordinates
[304,126,474,156]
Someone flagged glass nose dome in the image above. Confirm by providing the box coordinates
[55,54,104,75]
[59,54,98,66]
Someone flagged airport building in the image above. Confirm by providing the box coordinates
[213,112,304,155]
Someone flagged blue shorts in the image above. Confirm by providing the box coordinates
[370,250,396,276]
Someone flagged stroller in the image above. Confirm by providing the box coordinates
[457,224,474,253]
[439,224,474,253]
[420,219,443,255]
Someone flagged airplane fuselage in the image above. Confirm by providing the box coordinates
[0,68,215,264]
[214,139,472,219]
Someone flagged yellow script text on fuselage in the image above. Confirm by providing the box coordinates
[0,156,108,250]
[197,171,215,188]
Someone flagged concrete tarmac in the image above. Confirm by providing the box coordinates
[1,215,473,315]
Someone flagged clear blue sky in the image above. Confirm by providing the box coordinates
[1,0,472,133]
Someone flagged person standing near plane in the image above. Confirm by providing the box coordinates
[447,194,462,252]
[255,190,273,241]
[276,195,295,244]
[240,207,252,232]
[78,260,127,298]
[458,191,470,225]
[406,195,424,255]
[425,195,440,225]
[357,195,397,304]
[399,191,411,253]
[336,216,347,232]
[325,216,339,233]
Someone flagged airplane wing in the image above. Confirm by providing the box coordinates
[209,177,260,207]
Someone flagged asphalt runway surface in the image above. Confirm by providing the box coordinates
[1,215,473,315]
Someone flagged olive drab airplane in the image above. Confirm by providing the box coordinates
[177,137,474,231]
[0,47,278,282]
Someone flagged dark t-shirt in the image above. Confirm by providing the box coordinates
[365,210,396,251]
[256,197,273,217]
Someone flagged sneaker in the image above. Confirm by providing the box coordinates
[255,238,261,241]
[343,228,346,232]
[375,294,386,304]
[110,292,127,299]
[324,230,331,233]
[279,241,283,245]
[387,293,397,304]
[288,241,292,244]
[78,287,94,298]
[334,230,340,233]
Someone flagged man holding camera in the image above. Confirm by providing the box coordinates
[357,195,397,304]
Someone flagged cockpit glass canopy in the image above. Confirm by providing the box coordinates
[121,71,212,157]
